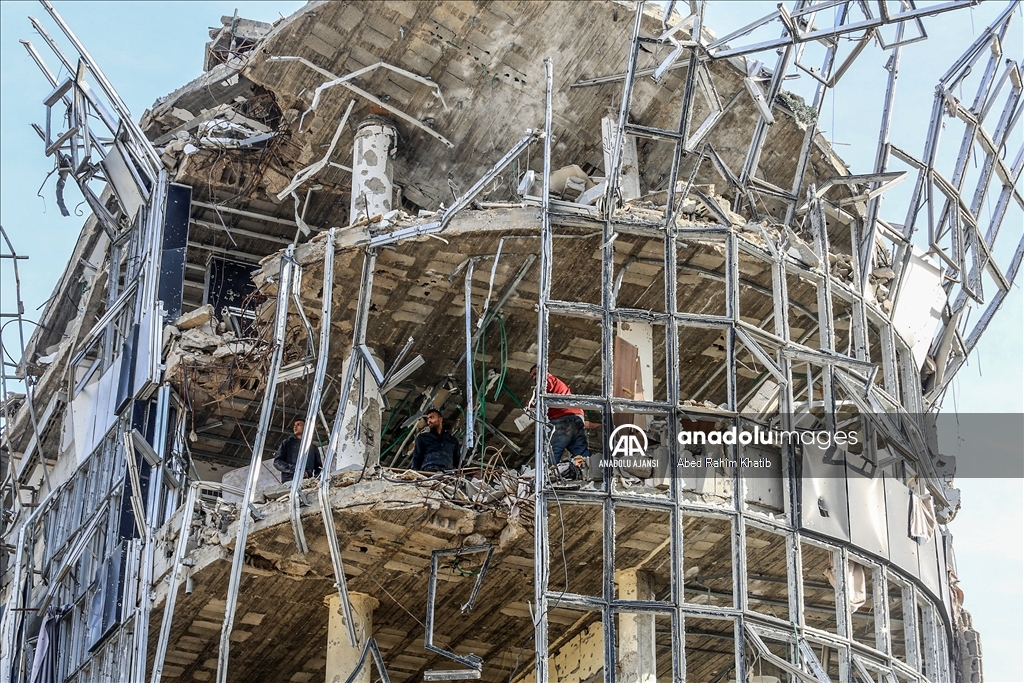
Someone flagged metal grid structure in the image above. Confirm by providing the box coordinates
[1,2,179,681]
[0,227,42,522]
[0,1,1020,683]
[525,3,1021,683]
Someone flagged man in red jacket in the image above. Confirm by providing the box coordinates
[531,365,592,476]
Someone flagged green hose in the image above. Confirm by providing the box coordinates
[380,425,414,459]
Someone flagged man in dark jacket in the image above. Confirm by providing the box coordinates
[411,409,460,473]
[273,418,323,483]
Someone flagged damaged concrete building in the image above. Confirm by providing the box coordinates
[1,2,1021,683]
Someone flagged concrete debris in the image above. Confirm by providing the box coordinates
[173,303,215,331]
[155,102,280,176]
[872,266,896,281]
[176,323,224,351]
[36,350,58,365]
[213,341,255,358]
[776,90,818,125]
[548,165,595,199]
[163,317,255,382]
[956,609,985,683]
[784,226,821,267]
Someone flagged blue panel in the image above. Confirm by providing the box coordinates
[87,541,127,651]
[205,257,257,318]
[114,323,139,416]
[158,183,191,320]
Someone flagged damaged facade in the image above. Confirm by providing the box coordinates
[1,2,1021,683]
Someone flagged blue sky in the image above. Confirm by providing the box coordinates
[1,1,1020,680]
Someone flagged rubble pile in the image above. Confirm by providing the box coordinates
[163,304,266,404]
[868,265,897,311]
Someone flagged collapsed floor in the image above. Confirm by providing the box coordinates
[146,469,864,683]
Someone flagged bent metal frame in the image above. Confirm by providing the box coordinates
[1,2,1021,683]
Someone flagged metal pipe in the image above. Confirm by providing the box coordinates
[18,39,71,109]
[150,481,198,683]
[737,14,797,186]
[463,260,475,461]
[948,81,1024,317]
[290,262,315,359]
[0,474,69,683]
[39,1,161,171]
[289,228,337,554]
[2,532,27,683]
[657,7,692,674]
[708,0,973,59]
[151,481,243,683]
[603,4,646,218]
[931,229,1024,400]
[139,171,170,390]
[604,10,647,681]
[927,17,1013,300]
[366,130,539,248]
[133,385,171,679]
[782,2,845,227]
[216,248,294,683]
[809,193,836,430]
[267,56,453,148]
[452,253,537,372]
[354,352,366,443]
[532,55,555,683]
[602,498,617,683]
[131,383,171,683]
[25,17,119,135]
[0,226,50,501]
[319,248,378,648]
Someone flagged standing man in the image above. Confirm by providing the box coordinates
[273,417,323,483]
[412,409,461,473]
[531,365,592,477]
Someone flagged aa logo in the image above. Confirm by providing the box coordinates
[608,424,648,458]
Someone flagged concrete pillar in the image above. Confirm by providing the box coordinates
[616,570,656,683]
[325,592,379,683]
[335,354,383,471]
[350,116,397,224]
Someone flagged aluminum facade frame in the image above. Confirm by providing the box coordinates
[215,248,294,683]
[526,3,1021,683]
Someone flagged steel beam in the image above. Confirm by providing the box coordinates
[216,248,294,683]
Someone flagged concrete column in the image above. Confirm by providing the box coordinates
[350,116,397,224]
[325,592,379,683]
[616,570,656,683]
[334,353,384,471]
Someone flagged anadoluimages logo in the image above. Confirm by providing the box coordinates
[608,423,648,459]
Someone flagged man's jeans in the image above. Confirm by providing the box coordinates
[547,415,591,467]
